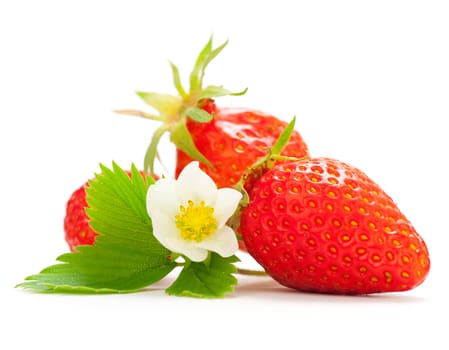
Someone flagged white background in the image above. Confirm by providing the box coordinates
[1,1,448,349]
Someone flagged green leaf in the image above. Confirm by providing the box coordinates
[271,116,296,155]
[169,122,212,167]
[166,254,239,298]
[18,163,177,293]
[136,91,181,116]
[185,106,213,123]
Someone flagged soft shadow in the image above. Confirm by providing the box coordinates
[234,275,429,303]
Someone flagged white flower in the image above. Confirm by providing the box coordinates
[146,161,242,262]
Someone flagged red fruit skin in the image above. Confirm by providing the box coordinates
[175,101,309,189]
[64,183,97,252]
[239,158,430,294]
[64,171,150,252]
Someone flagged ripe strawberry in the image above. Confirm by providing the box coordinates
[64,182,97,251]
[115,37,309,187]
[238,157,430,294]
[175,99,309,188]
[64,170,150,252]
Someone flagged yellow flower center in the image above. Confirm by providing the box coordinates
[175,200,217,242]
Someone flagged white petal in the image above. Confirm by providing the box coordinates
[197,225,239,258]
[151,210,208,262]
[182,246,209,262]
[175,161,217,206]
[214,188,243,228]
[150,210,182,253]
[147,178,180,218]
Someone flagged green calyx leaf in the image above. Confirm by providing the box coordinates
[232,116,303,216]
[198,85,248,100]
[185,106,214,123]
[166,254,239,298]
[246,116,298,172]
[271,115,297,155]
[115,35,246,174]
[169,61,187,98]
[189,36,228,94]
[144,125,169,175]
[169,122,213,167]
[18,163,177,293]
[136,91,182,117]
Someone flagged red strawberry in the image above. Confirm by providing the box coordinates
[238,157,430,294]
[114,37,309,187]
[64,182,97,251]
[64,170,150,252]
[175,99,309,188]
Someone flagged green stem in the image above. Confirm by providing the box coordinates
[236,267,268,276]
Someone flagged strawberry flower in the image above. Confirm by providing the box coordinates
[146,161,242,262]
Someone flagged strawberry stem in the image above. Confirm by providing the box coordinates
[236,267,267,276]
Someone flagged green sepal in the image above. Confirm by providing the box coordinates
[185,106,213,123]
[136,91,181,117]
[165,254,239,298]
[198,85,248,100]
[189,36,228,93]
[18,162,177,293]
[271,116,296,155]
[169,122,212,167]
[169,61,187,98]
[144,125,169,174]
[231,116,301,225]
[247,116,297,172]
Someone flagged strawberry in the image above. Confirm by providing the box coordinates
[114,36,309,187]
[64,170,150,251]
[175,99,309,188]
[238,157,430,294]
[64,182,97,251]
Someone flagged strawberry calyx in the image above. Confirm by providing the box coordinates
[235,116,303,196]
[115,36,247,175]
[229,116,307,233]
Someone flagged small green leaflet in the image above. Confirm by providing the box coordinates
[18,162,239,298]
[166,254,239,298]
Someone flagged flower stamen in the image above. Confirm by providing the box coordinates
[175,200,218,242]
